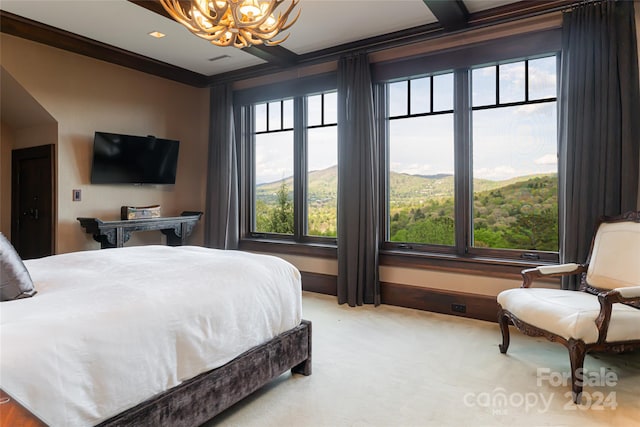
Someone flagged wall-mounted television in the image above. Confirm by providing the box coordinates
[90,131,180,184]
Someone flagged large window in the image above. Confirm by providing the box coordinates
[387,73,455,246]
[244,87,337,242]
[383,53,559,261]
[471,57,558,253]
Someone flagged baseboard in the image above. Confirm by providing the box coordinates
[301,272,337,296]
[300,272,499,322]
[380,282,499,323]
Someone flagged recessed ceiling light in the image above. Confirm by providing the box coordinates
[148,31,166,39]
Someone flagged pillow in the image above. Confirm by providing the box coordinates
[0,233,37,301]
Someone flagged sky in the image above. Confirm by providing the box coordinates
[254,54,557,184]
[389,55,558,181]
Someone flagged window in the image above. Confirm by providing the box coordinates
[240,83,337,243]
[382,53,559,262]
[471,57,558,253]
[254,99,295,235]
[387,73,455,246]
[306,92,338,237]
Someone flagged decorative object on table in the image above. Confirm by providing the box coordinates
[159,0,300,48]
[121,205,161,220]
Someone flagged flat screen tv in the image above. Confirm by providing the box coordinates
[90,131,179,184]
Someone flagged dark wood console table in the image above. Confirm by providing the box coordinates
[78,211,202,249]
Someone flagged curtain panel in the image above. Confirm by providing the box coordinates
[559,0,640,289]
[204,84,239,250]
[337,52,380,306]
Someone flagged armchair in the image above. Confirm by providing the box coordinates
[497,211,640,403]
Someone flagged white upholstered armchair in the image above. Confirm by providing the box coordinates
[497,211,640,403]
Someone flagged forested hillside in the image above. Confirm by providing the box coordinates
[255,166,558,251]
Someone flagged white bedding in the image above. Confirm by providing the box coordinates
[0,245,302,426]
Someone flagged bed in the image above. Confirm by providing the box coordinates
[0,244,312,426]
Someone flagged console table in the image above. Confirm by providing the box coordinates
[78,211,202,249]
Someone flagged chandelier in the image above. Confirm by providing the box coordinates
[159,0,300,48]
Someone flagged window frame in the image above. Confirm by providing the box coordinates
[375,30,562,265]
[235,74,338,249]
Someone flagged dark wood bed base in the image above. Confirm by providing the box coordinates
[97,320,311,427]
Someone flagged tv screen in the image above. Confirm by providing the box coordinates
[90,132,179,184]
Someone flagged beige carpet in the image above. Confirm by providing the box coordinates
[207,292,640,427]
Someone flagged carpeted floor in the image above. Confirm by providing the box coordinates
[207,292,640,427]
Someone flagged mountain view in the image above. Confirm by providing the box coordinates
[255,165,558,251]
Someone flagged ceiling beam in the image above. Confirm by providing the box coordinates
[129,0,299,67]
[423,0,470,31]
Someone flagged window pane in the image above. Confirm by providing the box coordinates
[307,94,322,127]
[472,103,558,251]
[268,101,281,130]
[410,77,430,115]
[528,56,557,100]
[254,131,294,234]
[432,73,453,111]
[255,103,267,132]
[472,66,496,107]
[324,91,337,124]
[499,61,525,104]
[388,114,455,245]
[307,126,337,237]
[283,99,294,129]
[389,81,408,117]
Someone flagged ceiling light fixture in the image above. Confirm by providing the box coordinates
[148,31,166,38]
[159,0,300,48]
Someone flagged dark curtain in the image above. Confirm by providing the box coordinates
[559,0,640,289]
[204,84,239,249]
[337,52,380,306]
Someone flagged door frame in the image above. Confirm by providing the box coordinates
[11,144,56,256]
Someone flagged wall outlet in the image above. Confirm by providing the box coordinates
[451,303,466,313]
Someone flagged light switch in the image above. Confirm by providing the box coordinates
[73,189,81,201]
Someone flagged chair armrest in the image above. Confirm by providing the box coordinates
[613,286,640,299]
[521,263,586,288]
[595,287,640,343]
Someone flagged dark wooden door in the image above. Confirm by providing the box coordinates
[11,145,55,259]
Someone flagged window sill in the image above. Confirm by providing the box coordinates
[238,240,561,281]
[380,249,560,281]
[238,239,337,258]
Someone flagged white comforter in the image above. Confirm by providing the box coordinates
[0,245,302,426]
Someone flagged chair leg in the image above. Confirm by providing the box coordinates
[567,339,586,403]
[498,310,511,354]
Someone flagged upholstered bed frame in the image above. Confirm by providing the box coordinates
[98,320,311,426]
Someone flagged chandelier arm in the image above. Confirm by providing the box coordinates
[160,0,300,48]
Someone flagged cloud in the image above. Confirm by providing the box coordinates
[474,166,517,180]
[534,154,557,166]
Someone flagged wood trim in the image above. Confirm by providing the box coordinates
[380,281,499,323]
[0,11,208,88]
[299,272,499,322]
[0,389,46,427]
[238,239,337,258]
[301,272,337,296]
[380,250,559,281]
